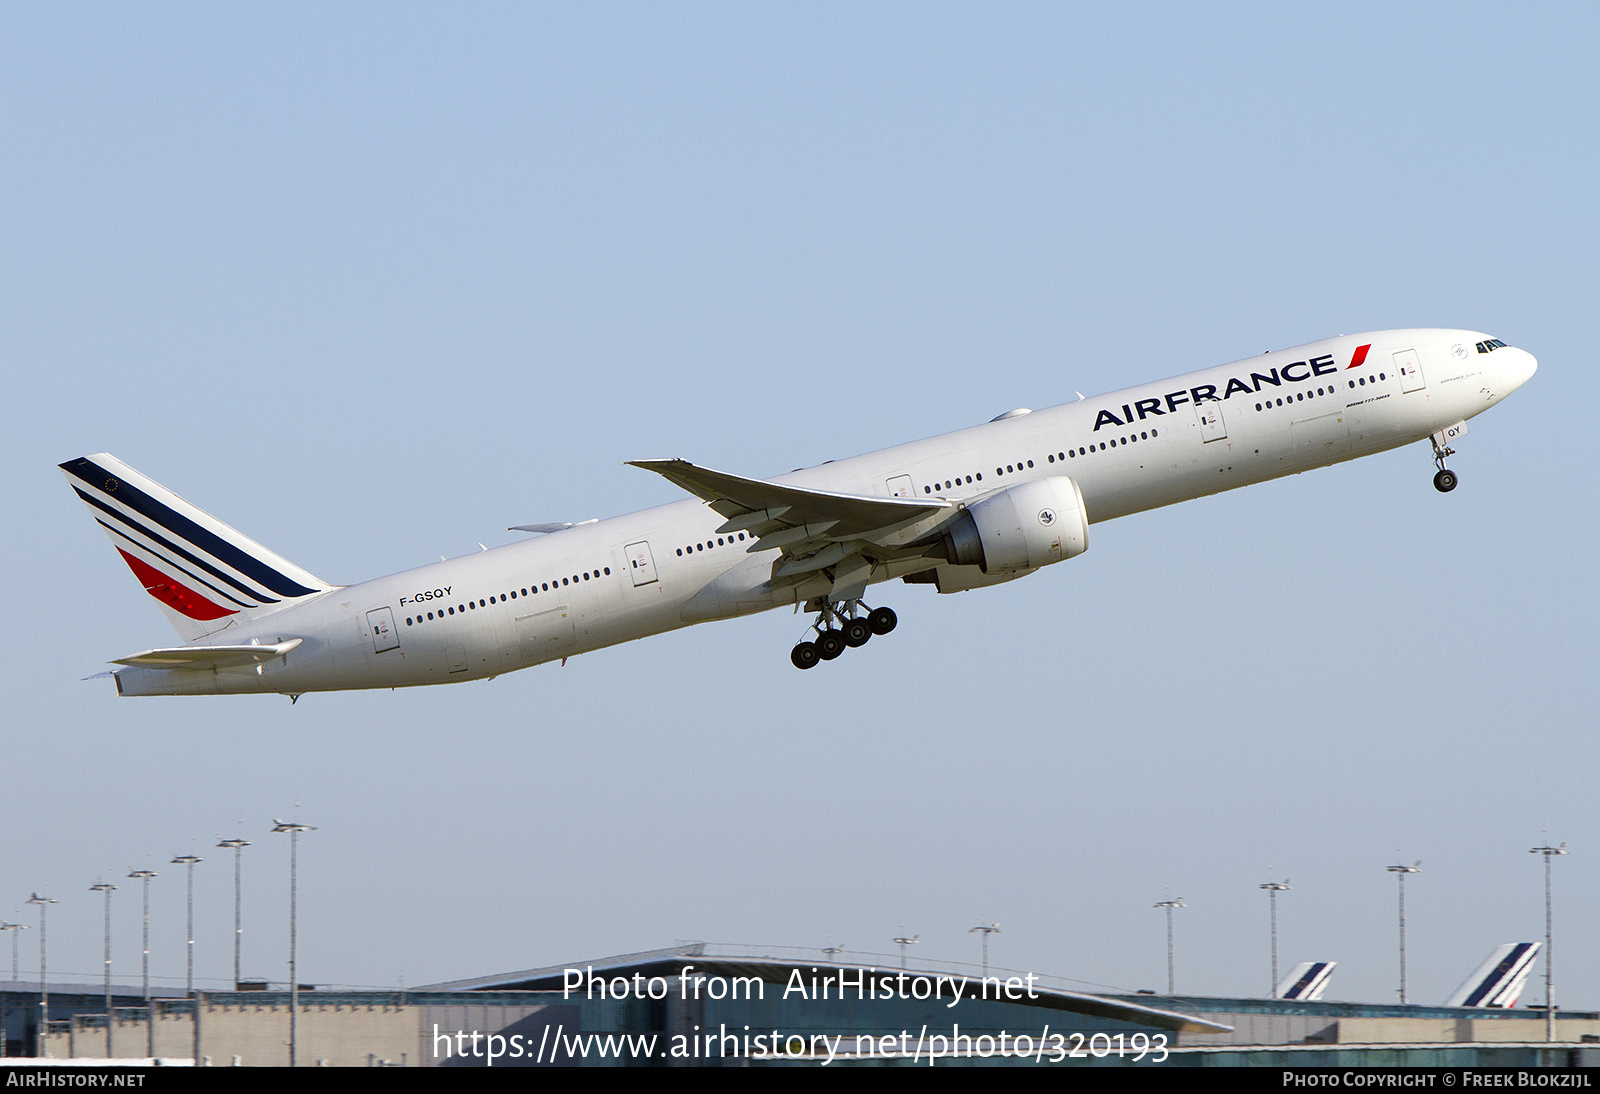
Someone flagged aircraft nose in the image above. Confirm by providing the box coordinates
[1501,347,1537,391]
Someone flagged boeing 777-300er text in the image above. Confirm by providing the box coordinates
[62,329,1535,696]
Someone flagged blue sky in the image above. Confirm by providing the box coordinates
[3,3,1596,1007]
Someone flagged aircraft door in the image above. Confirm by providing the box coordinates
[1196,398,1227,442]
[366,607,399,654]
[625,541,658,586]
[1290,410,1349,459]
[1394,348,1425,393]
[886,475,915,498]
[515,605,575,661]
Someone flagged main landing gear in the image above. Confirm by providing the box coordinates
[1431,436,1458,493]
[790,602,897,670]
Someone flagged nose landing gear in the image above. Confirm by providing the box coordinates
[790,601,898,669]
[1431,436,1458,493]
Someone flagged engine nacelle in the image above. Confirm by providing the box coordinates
[944,476,1089,573]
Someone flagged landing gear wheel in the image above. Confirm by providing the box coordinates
[1433,469,1458,493]
[816,630,846,660]
[791,642,819,670]
[843,618,873,647]
[868,606,898,635]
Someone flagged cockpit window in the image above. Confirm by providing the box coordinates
[1476,339,1508,353]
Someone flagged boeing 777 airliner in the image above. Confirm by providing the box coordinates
[62,328,1535,695]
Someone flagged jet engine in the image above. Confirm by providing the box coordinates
[942,476,1089,573]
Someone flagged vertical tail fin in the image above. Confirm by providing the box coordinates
[1446,942,1541,1008]
[60,454,335,641]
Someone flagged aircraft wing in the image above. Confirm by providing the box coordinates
[111,638,303,669]
[628,459,951,598]
[508,519,598,534]
[629,459,948,533]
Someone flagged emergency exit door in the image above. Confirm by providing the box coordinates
[367,607,399,654]
[625,541,658,586]
[1394,348,1426,393]
[1196,398,1227,442]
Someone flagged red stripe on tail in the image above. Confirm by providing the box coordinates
[117,549,237,621]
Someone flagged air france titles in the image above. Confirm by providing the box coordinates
[1093,355,1339,431]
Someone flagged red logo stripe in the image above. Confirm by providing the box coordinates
[118,549,238,621]
[1347,343,1371,369]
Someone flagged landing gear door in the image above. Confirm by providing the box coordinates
[1395,348,1425,393]
[367,607,399,654]
[625,541,658,587]
[1196,398,1227,442]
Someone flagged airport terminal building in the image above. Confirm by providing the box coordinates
[6,943,1599,1067]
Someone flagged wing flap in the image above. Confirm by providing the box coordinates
[111,638,303,669]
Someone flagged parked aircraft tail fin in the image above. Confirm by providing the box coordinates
[1446,943,1541,1008]
[1276,961,1335,1001]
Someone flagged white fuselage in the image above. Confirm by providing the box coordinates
[112,329,1535,696]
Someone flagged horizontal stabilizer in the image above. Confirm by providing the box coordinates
[111,639,303,669]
